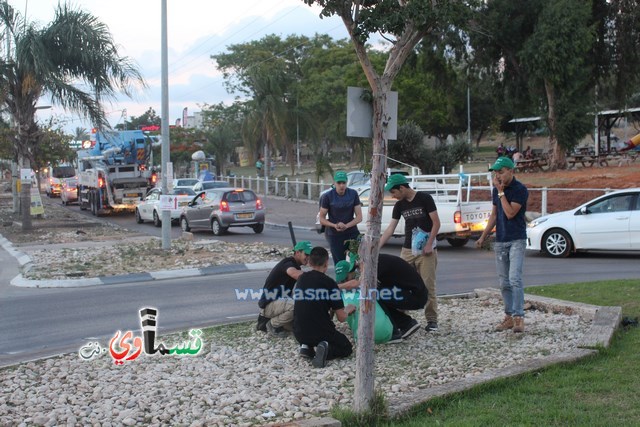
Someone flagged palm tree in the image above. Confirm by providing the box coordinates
[74,127,88,142]
[0,1,144,230]
[242,72,288,180]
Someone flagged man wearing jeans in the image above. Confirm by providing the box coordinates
[318,171,363,264]
[476,156,529,333]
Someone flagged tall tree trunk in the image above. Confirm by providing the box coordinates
[475,129,485,149]
[12,163,20,213]
[545,80,566,170]
[288,140,295,175]
[354,84,390,412]
[16,120,34,230]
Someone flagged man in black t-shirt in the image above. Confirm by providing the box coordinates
[257,241,312,337]
[379,174,441,332]
[338,253,427,341]
[293,247,355,368]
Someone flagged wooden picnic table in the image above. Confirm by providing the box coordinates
[515,158,547,172]
[611,152,638,166]
[567,154,610,168]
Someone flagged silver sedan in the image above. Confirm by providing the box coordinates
[179,188,265,235]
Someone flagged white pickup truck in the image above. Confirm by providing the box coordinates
[357,172,494,247]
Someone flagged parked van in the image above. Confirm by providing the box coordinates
[45,165,76,197]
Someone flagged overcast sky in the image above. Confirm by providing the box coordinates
[19,0,347,133]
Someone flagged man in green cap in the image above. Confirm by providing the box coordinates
[477,156,529,333]
[379,173,441,332]
[256,240,312,337]
[318,170,363,264]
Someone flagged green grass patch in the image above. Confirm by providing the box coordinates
[332,389,388,427]
[370,280,640,426]
[473,145,498,155]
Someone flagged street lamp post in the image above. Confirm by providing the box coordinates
[160,0,171,250]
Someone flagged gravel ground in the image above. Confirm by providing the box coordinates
[0,187,595,425]
[23,239,289,280]
[0,295,591,426]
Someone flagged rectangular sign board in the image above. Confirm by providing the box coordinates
[159,195,177,211]
[20,168,31,183]
[346,87,398,140]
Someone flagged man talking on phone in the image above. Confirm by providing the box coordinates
[476,157,529,333]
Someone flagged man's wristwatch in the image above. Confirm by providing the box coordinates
[498,192,505,198]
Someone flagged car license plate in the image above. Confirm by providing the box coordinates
[469,222,486,231]
[179,201,188,207]
[236,213,253,219]
[126,193,139,198]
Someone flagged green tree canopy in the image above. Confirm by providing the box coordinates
[117,107,161,131]
[202,102,244,176]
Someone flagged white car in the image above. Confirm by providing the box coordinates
[527,188,640,257]
[135,187,196,226]
[172,178,199,189]
[193,180,230,192]
[60,177,78,206]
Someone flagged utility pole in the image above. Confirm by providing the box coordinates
[467,69,471,146]
[296,91,300,172]
[160,0,171,250]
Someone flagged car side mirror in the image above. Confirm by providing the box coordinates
[580,206,589,215]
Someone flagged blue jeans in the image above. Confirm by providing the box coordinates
[494,239,526,317]
[326,230,359,265]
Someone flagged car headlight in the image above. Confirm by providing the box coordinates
[528,217,548,228]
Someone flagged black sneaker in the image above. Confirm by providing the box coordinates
[400,319,420,339]
[299,344,315,359]
[266,320,290,338]
[387,329,404,344]
[425,321,439,332]
[256,314,269,332]
[312,341,329,368]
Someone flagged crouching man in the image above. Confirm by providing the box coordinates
[339,253,428,343]
[256,241,312,337]
[293,247,356,368]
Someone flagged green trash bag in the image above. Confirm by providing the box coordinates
[342,290,393,344]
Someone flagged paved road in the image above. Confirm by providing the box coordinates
[1,196,639,366]
[62,195,320,246]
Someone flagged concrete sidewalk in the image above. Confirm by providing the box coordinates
[262,196,318,231]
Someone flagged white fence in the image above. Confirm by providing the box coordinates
[217,175,616,216]
[219,175,332,201]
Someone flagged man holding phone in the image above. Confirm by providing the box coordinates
[476,157,529,333]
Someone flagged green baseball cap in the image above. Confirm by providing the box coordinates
[293,240,312,255]
[489,157,515,171]
[384,173,408,191]
[334,171,348,183]
[335,259,355,283]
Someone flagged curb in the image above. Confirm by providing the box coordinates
[1,232,279,288]
[0,236,31,266]
[9,261,279,288]
[266,221,315,232]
